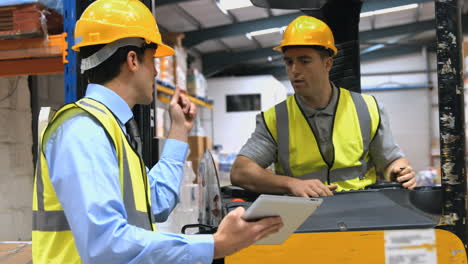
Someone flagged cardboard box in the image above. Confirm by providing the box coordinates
[204,136,212,150]
[187,136,214,181]
[188,157,201,178]
[188,136,205,159]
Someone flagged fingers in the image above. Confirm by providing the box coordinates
[304,189,319,197]
[290,180,336,197]
[396,166,417,189]
[176,91,197,119]
[250,216,283,241]
[396,167,414,182]
[402,177,417,189]
[305,180,334,197]
[178,93,190,114]
[190,102,197,116]
[254,216,282,227]
[291,180,334,197]
[254,222,283,241]
[400,166,412,175]
[390,166,405,181]
[392,166,402,174]
[230,206,245,218]
[323,184,335,196]
[396,173,413,183]
[311,186,325,197]
[399,173,417,189]
[170,87,181,105]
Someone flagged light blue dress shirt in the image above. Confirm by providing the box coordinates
[45,84,214,264]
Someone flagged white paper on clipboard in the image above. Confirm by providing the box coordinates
[242,194,323,245]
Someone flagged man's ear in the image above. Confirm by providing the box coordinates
[126,50,139,73]
[325,57,333,72]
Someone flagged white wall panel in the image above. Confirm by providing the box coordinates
[207,75,287,153]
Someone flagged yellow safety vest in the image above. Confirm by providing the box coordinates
[263,88,380,191]
[32,98,155,264]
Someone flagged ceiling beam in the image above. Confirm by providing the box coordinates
[203,47,276,76]
[221,45,435,78]
[202,12,468,76]
[361,0,431,12]
[360,45,428,61]
[185,13,299,48]
[361,13,468,41]
[184,0,433,47]
[204,44,425,76]
[157,0,196,6]
[360,20,434,42]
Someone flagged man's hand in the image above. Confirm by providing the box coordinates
[167,88,197,142]
[391,166,417,189]
[213,207,283,259]
[287,178,337,197]
[386,158,416,190]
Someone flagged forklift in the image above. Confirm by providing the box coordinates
[63,0,467,262]
[186,0,468,263]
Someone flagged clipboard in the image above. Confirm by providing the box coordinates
[242,194,323,245]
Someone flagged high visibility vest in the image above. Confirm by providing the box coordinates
[32,98,155,264]
[263,88,380,191]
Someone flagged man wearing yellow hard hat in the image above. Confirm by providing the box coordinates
[231,16,416,197]
[32,0,282,263]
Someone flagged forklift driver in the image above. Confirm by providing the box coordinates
[231,16,417,197]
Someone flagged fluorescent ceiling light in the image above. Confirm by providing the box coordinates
[218,0,253,10]
[246,27,285,39]
[360,4,418,18]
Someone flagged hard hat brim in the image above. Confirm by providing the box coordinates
[273,45,282,52]
[72,39,175,57]
[154,43,174,57]
[272,43,337,56]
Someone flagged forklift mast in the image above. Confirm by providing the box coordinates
[434,0,467,249]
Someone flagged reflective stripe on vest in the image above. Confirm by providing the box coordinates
[263,88,380,190]
[33,141,151,231]
[32,98,153,263]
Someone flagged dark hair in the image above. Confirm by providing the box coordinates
[80,42,157,84]
[282,45,333,58]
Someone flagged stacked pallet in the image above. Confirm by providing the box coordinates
[0,3,62,39]
[0,3,64,77]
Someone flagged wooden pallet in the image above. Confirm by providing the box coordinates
[0,242,31,264]
[0,3,62,39]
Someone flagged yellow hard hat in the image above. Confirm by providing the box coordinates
[274,16,338,56]
[72,0,174,58]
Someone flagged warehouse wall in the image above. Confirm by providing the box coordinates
[368,88,431,171]
[0,74,64,241]
[207,75,287,153]
[37,73,65,110]
[0,76,33,241]
[361,51,436,172]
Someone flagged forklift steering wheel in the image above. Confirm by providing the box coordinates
[365,181,403,190]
